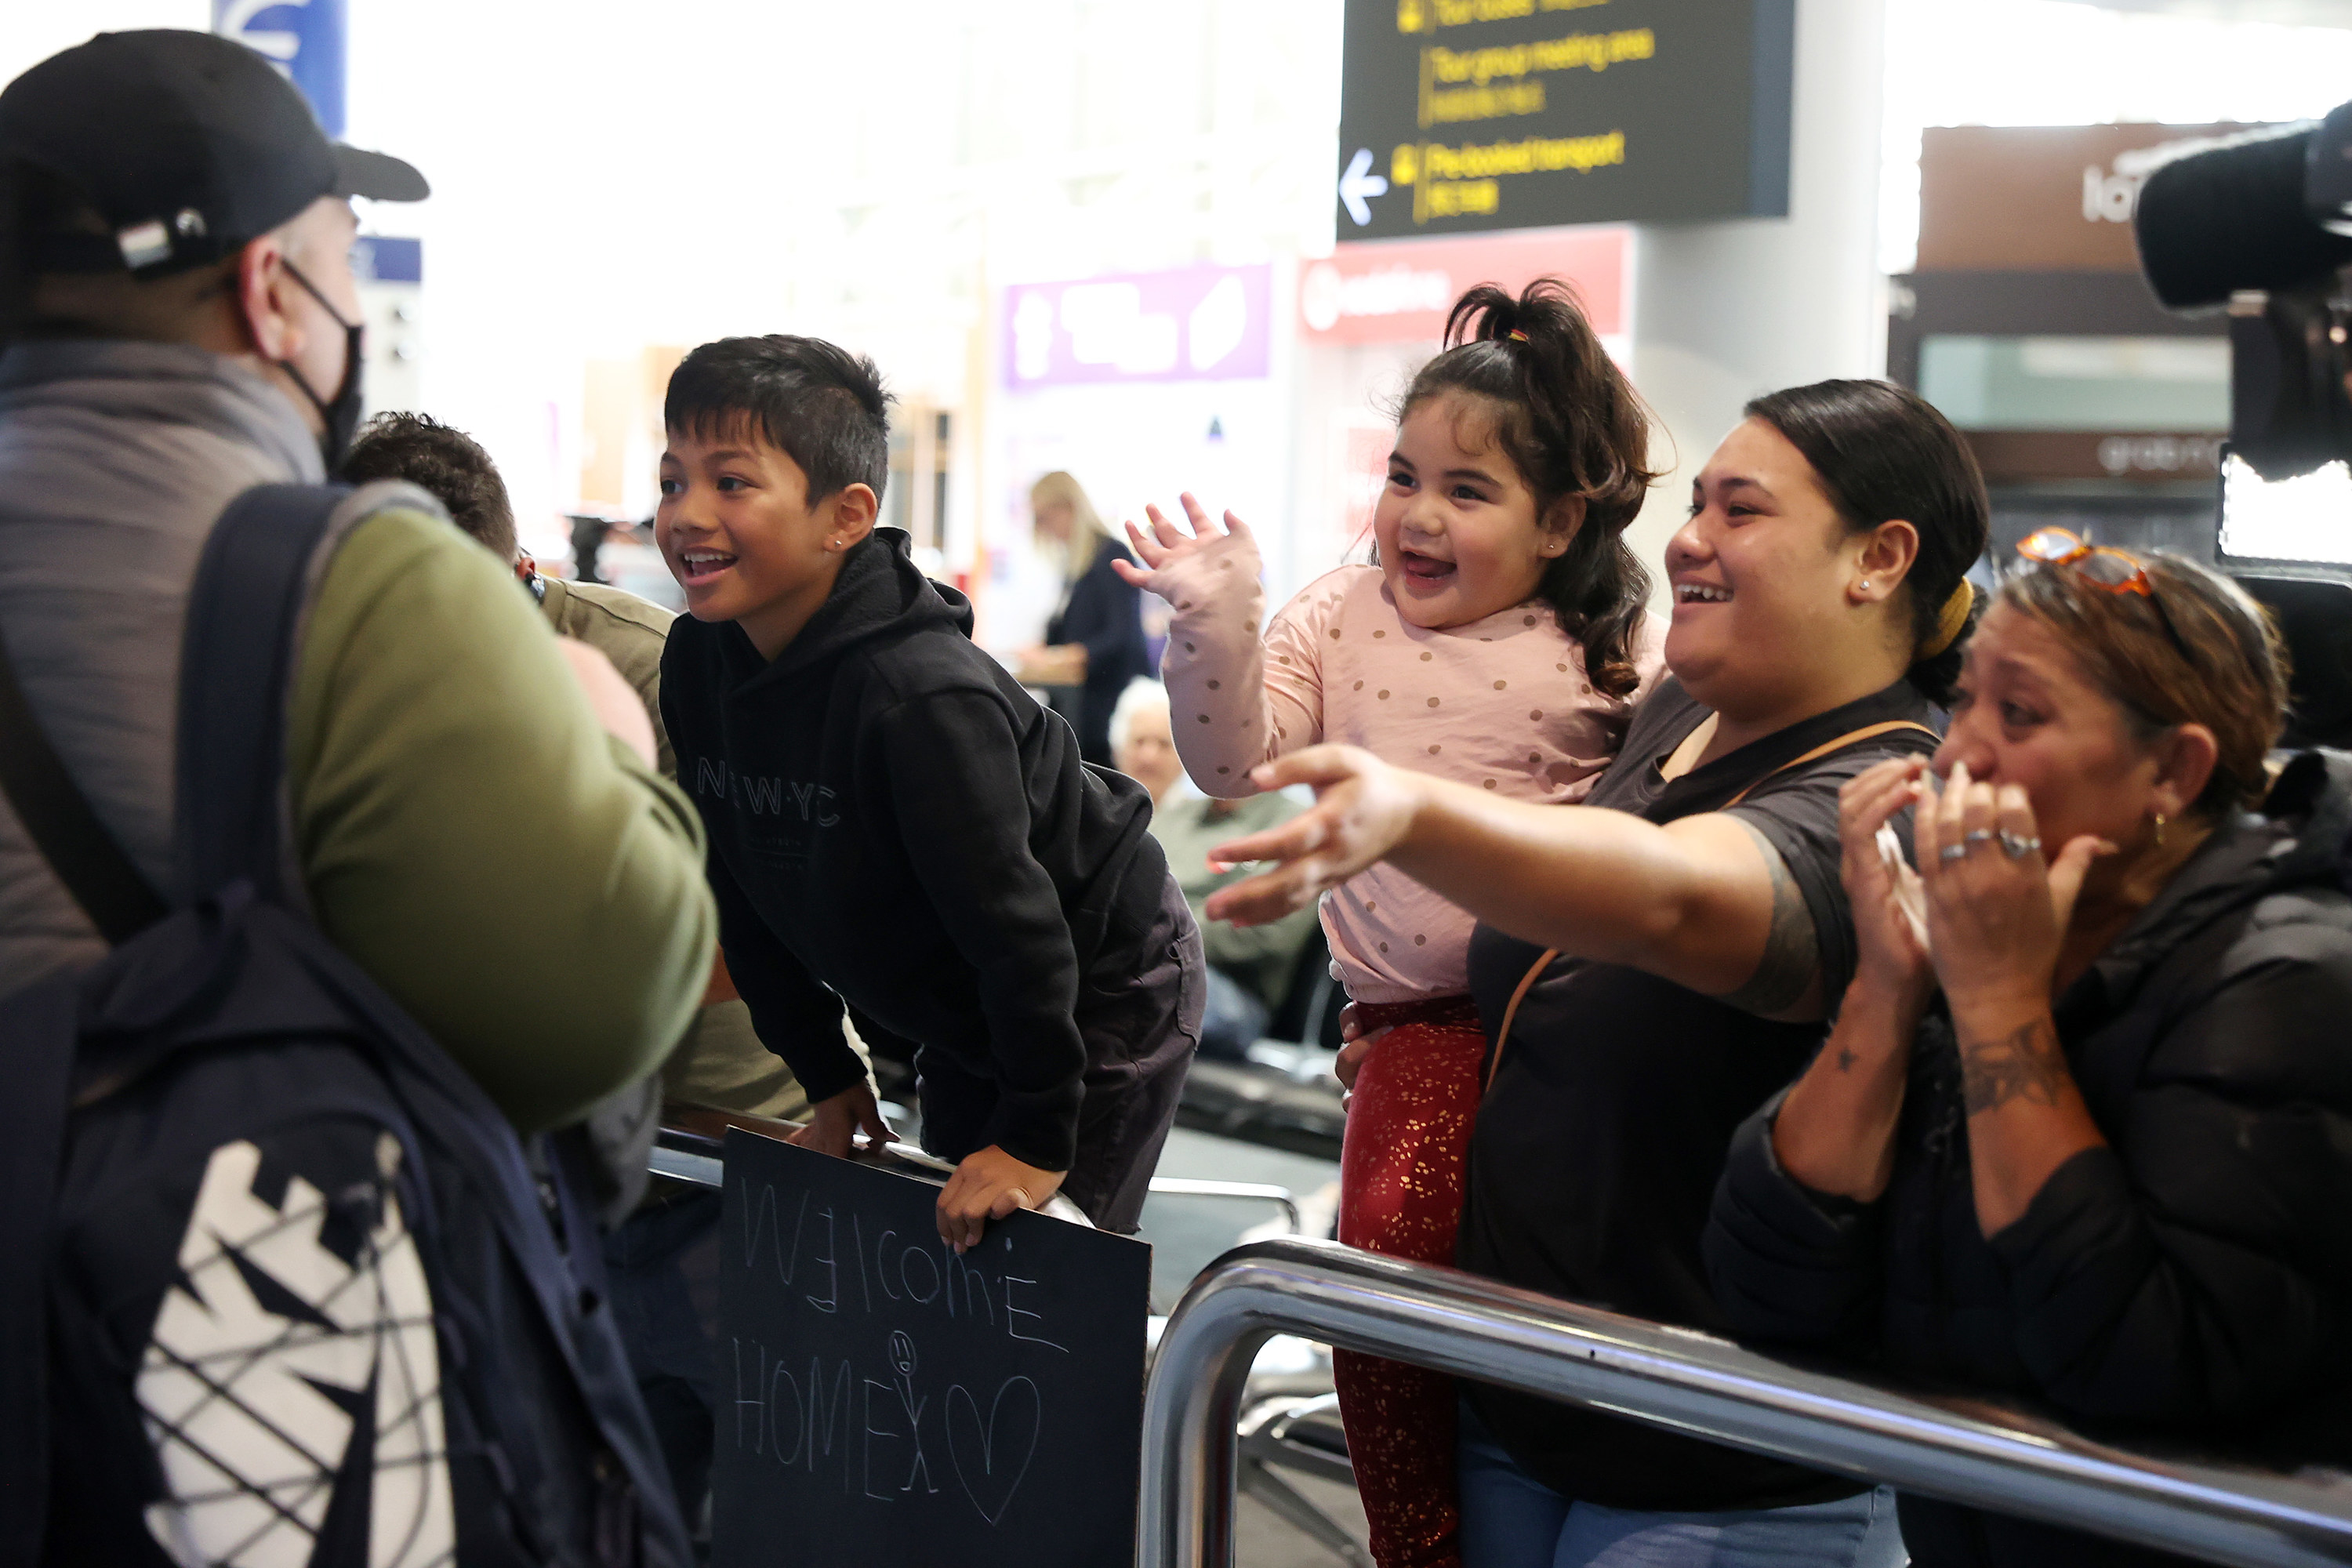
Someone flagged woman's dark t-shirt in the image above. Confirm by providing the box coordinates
[1460,674,1940,1512]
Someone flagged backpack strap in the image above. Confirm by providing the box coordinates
[174,483,350,902]
[0,978,81,1568]
[1481,718,1943,1092]
[0,630,168,944]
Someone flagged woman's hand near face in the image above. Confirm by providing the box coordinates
[1916,762,2114,1025]
[1841,757,1936,1006]
[1915,762,2114,1236]
[1200,746,1423,927]
[1109,492,1255,593]
[1770,757,1940,1202]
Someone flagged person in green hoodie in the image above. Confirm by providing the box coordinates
[655,333,1203,1244]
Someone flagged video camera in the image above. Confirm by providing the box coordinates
[2137,109,2352,508]
[2135,110,2352,742]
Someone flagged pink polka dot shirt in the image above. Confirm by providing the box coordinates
[1150,528,1664,1004]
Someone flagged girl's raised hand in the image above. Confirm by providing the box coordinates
[1109,492,1256,590]
[1201,745,1420,927]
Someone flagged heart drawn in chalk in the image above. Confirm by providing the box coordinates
[946,1377,1041,1526]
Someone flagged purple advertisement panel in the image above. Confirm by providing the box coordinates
[1004,263,1272,389]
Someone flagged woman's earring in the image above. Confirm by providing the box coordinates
[1860,579,1872,590]
[2154,811,2168,846]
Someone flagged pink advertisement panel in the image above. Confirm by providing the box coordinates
[1004,263,1274,389]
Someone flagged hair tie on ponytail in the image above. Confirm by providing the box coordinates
[1506,328,1528,342]
[1922,579,1974,658]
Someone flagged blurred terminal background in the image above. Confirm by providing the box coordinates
[13,0,2352,652]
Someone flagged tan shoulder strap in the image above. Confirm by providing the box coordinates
[1486,947,1558,1092]
[1722,720,1940,808]
[1480,718,1938,1092]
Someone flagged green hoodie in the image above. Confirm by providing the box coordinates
[287,506,716,1132]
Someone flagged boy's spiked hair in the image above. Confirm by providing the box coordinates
[666,335,893,506]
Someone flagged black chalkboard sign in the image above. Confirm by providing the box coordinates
[712,1129,1152,1567]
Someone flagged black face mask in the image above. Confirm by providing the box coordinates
[278,258,365,469]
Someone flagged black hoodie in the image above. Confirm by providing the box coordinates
[1706,750,2352,1568]
[659,528,1170,1172]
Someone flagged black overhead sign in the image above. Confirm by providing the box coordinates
[712,1131,1152,1568]
[1335,0,1795,238]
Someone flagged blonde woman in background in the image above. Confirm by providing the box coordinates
[1018,470,1151,764]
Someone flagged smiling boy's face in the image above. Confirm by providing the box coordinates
[657,421,873,659]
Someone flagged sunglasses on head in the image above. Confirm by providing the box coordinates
[2014,526,2190,660]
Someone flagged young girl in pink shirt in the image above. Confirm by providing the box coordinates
[1117,280,1664,1568]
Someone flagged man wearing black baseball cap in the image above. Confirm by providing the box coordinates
[0,27,431,462]
[0,32,714,1566]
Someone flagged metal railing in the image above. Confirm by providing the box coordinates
[1141,1238,2352,1568]
[652,1111,1305,1234]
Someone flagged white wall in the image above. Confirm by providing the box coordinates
[1621,0,1891,590]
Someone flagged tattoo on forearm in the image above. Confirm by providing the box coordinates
[1835,1047,1858,1072]
[1959,1018,2070,1115]
[1721,821,1818,1016]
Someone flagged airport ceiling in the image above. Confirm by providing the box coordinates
[2053,0,2352,25]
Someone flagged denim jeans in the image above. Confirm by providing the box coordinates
[604,1188,726,1534]
[1196,964,1269,1061]
[1457,1401,1907,1568]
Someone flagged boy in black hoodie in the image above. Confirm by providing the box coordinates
[655,335,1203,1241]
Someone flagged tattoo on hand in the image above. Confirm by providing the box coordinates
[1960,1018,2070,1115]
[1722,821,1819,1017]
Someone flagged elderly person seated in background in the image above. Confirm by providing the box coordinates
[1112,677,1318,1059]
[1706,538,2352,1568]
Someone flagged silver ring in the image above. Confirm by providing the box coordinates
[1939,842,1969,863]
[1999,831,2041,860]
[1964,829,1996,847]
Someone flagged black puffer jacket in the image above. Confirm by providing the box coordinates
[1704,750,2352,1568]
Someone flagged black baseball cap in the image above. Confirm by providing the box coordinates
[0,29,427,278]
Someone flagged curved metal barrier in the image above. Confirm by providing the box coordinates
[1141,1237,2352,1568]
[652,1109,1297,1232]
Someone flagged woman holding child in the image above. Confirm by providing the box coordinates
[1122,280,1664,1568]
[1200,376,1989,1566]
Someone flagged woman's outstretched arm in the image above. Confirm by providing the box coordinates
[1203,744,1830,1019]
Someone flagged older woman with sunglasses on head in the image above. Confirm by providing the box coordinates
[1706,535,2352,1568]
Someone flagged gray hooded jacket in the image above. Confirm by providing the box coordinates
[0,336,716,1133]
[0,339,331,985]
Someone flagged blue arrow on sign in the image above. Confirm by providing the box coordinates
[1338,147,1389,227]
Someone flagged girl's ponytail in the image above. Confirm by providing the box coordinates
[1400,278,1658,697]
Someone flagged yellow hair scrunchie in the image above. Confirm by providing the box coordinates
[1920,579,1975,659]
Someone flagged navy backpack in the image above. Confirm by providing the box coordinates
[0,485,690,1567]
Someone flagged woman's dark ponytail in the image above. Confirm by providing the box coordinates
[1743,380,1990,706]
[1398,278,1658,699]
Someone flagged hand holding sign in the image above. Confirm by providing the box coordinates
[938,1145,1067,1252]
[792,1081,895,1160]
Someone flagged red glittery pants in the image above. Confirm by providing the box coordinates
[1334,995,1486,1568]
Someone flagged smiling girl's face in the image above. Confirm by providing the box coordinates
[1373,393,1577,630]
